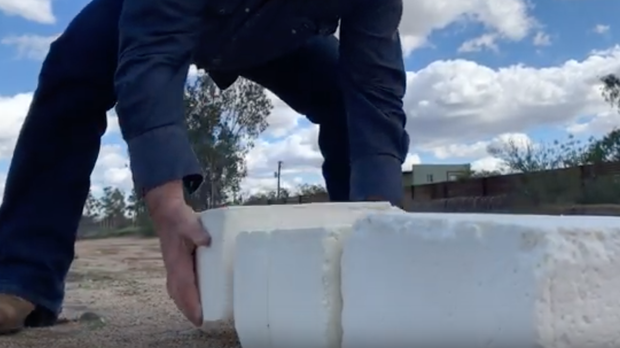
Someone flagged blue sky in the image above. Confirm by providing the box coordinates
[0,0,619,196]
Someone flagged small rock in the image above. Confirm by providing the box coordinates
[79,311,104,323]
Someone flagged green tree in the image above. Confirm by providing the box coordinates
[270,187,290,201]
[601,73,620,112]
[297,183,328,196]
[83,189,101,219]
[486,135,591,173]
[486,135,594,204]
[243,192,270,205]
[184,74,272,210]
[585,129,620,163]
[590,74,620,162]
[99,186,128,228]
[127,188,148,223]
[77,189,103,238]
[243,187,292,205]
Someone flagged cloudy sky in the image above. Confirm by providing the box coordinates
[0,0,619,198]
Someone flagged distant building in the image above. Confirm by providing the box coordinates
[405,164,471,186]
[402,171,414,187]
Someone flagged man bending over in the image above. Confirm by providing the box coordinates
[0,0,409,333]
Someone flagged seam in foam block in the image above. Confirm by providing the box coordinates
[341,211,620,348]
[196,202,398,326]
[234,225,351,348]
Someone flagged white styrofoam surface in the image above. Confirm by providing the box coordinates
[235,226,349,348]
[233,231,271,347]
[341,212,620,347]
[196,202,397,326]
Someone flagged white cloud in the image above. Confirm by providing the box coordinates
[566,109,619,135]
[402,153,422,171]
[105,109,120,137]
[0,0,54,23]
[431,140,490,159]
[0,93,31,159]
[459,33,499,53]
[471,156,506,172]
[239,175,302,197]
[593,24,610,34]
[403,46,620,151]
[1,34,58,60]
[532,31,551,46]
[245,125,322,177]
[90,144,132,193]
[264,92,302,138]
[403,0,535,53]
[427,133,532,172]
[0,172,5,203]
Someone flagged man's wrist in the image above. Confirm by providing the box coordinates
[126,125,204,198]
[145,180,186,223]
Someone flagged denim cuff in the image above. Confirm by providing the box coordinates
[127,125,203,196]
[350,154,403,205]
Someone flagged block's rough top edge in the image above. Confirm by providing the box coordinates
[352,211,620,268]
[358,210,620,230]
[197,201,394,214]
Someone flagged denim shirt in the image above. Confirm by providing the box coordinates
[114,0,408,197]
[195,0,340,72]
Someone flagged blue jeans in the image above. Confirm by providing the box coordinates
[0,0,407,322]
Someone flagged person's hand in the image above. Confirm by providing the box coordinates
[147,187,211,327]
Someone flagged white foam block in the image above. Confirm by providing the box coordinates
[235,226,349,348]
[342,212,620,347]
[197,202,397,326]
[233,231,271,347]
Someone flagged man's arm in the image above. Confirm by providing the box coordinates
[115,0,208,201]
[338,0,410,205]
[113,1,213,326]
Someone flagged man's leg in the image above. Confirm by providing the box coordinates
[238,35,350,201]
[339,0,409,205]
[0,0,120,332]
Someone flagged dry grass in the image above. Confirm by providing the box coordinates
[1,237,241,348]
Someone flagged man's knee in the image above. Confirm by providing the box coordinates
[33,0,120,132]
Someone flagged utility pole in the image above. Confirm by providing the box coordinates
[274,161,282,199]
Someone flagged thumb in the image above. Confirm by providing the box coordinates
[185,215,212,247]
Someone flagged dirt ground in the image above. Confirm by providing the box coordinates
[1,237,241,348]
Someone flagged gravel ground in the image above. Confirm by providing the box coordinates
[0,237,241,348]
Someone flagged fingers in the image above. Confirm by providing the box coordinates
[167,253,204,327]
[159,208,211,328]
[184,215,212,247]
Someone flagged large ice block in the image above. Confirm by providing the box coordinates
[341,211,620,348]
[234,226,349,348]
[196,202,397,326]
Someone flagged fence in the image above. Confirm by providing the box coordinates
[243,162,620,215]
[408,161,620,201]
[243,192,331,206]
[77,215,146,239]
